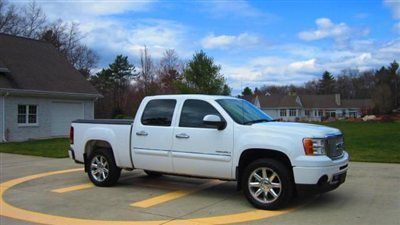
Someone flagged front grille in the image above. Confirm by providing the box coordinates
[326,135,344,159]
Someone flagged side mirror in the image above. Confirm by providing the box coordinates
[203,114,226,130]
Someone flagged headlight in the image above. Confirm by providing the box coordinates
[303,138,326,155]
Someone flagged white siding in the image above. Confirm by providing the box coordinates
[4,96,95,142]
[50,101,84,136]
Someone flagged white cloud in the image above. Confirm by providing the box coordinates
[32,1,191,64]
[80,19,191,61]
[201,33,261,49]
[289,59,317,72]
[221,38,400,94]
[36,1,154,20]
[203,0,277,21]
[298,18,368,43]
[384,0,400,19]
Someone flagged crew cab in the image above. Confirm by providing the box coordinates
[69,94,349,209]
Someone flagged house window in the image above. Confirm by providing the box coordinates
[280,109,287,117]
[289,109,297,117]
[318,110,323,117]
[305,110,310,116]
[327,111,336,117]
[17,105,38,125]
[349,111,357,118]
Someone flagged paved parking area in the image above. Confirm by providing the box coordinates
[1,153,399,225]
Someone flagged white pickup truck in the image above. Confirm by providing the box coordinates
[69,94,349,209]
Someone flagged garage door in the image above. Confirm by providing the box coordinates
[51,102,84,136]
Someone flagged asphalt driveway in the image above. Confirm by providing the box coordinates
[0,153,399,225]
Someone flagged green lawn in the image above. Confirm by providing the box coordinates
[0,121,399,163]
[0,138,69,158]
[317,121,400,163]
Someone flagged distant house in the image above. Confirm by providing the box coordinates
[0,34,101,142]
[254,94,373,122]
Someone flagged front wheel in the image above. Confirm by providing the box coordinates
[87,149,121,187]
[242,159,293,210]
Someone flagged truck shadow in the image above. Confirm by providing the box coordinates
[112,171,322,210]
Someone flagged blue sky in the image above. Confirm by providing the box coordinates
[29,0,400,95]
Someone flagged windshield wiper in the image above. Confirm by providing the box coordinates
[243,119,271,125]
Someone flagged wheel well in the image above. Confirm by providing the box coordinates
[85,140,112,157]
[84,140,113,172]
[237,149,293,190]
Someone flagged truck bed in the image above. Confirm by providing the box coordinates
[71,119,133,167]
[73,119,133,125]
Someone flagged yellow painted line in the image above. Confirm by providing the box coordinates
[0,168,304,225]
[131,180,226,208]
[51,183,94,193]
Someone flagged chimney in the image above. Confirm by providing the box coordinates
[335,94,341,106]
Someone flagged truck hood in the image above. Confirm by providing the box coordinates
[252,122,341,138]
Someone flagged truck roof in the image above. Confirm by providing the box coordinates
[144,94,239,101]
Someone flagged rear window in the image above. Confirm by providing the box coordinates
[141,99,176,126]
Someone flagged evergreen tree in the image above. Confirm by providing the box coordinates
[318,71,335,94]
[241,87,253,96]
[90,55,137,117]
[179,50,230,95]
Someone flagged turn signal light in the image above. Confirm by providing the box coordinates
[303,138,314,155]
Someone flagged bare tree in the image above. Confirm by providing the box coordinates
[158,49,183,94]
[0,0,20,34]
[19,1,46,38]
[137,46,157,95]
[39,20,98,77]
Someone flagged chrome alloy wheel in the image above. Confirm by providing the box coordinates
[90,155,109,182]
[248,167,282,204]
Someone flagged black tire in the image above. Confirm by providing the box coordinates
[144,170,163,177]
[241,158,293,210]
[87,149,121,187]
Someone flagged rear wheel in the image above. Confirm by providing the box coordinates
[144,170,163,177]
[87,149,121,187]
[242,159,293,210]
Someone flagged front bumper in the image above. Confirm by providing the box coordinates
[292,151,349,193]
[296,171,347,195]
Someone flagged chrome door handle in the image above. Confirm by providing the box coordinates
[136,131,148,136]
[175,133,190,139]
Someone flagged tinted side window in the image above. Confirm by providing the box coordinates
[141,99,176,126]
[179,100,222,128]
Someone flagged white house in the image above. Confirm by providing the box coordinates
[0,34,101,142]
[254,94,373,122]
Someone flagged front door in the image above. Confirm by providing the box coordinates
[171,99,233,179]
[132,99,176,173]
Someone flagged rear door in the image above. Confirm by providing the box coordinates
[131,99,177,173]
[171,99,234,179]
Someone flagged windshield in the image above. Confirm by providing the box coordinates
[216,99,273,125]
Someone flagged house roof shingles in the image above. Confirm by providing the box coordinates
[0,33,99,96]
[299,95,338,108]
[258,95,301,108]
[257,94,373,109]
